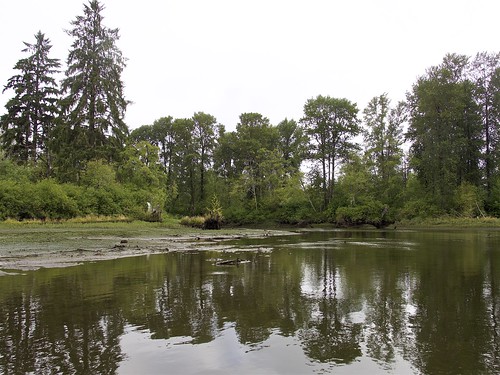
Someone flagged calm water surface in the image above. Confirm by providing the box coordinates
[0,229,499,374]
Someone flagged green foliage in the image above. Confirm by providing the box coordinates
[117,143,164,189]
[180,216,205,228]
[0,180,33,220]
[363,94,405,207]
[301,95,361,210]
[454,182,484,218]
[335,201,390,227]
[0,179,78,220]
[400,175,443,219]
[32,180,79,219]
[272,174,315,224]
[204,194,223,229]
[488,176,500,216]
[470,52,500,199]
[407,54,482,213]
[1,27,499,226]
[0,31,60,173]
[81,160,117,189]
[55,0,129,181]
[0,152,34,182]
[277,118,307,173]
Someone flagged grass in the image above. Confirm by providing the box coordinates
[0,214,182,228]
[179,215,206,228]
[0,215,281,247]
[398,216,500,228]
[2,213,499,233]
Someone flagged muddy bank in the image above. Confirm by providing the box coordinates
[0,227,294,271]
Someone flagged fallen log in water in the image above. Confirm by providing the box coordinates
[215,258,242,266]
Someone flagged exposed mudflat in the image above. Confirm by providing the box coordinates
[0,226,295,271]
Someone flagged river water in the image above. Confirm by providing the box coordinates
[0,228,499,374]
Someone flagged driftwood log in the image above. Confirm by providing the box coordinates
[216,258,241,266]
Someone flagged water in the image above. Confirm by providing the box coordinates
[0,229,499,374]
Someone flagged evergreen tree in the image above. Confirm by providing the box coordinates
[0,31,60,175]
[55,0,129,181]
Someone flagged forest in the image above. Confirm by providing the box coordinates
[1,0,499,226]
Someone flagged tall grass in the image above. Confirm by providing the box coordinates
[399,216,500,227]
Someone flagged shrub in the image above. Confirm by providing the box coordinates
[0,180,33,220]
[454,182,484,217]
[204,195,223,229]
[180,216,206,228]
[335,201,394,228]
[32,179,79,219]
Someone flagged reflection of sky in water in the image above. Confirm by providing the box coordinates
[1,229,497,375]
[119,324,417,374]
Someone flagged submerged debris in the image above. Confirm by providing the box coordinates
[216,258,242,266]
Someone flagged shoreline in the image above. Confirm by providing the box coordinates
[0,226,295,271]
[1,219,499,272]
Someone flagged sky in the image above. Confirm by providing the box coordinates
[1,0,499,131]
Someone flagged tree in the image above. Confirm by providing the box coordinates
[0,31,60,174]
[56,0,129,180]
[363,94,405,205]
[192,112,217,203]
[233,113,279,210]
[301,95,360,210]
[170,118,197,214]
[469,52,500,201]
[129,124,158,146]
[406,54,482,212]
[129,114,218,216]
[276,118,307,174]
[213,125,237,179]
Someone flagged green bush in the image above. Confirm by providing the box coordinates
[32,179,79,219]
[454,182,484,217]
[400,198,443,219]
[335,201,394,228]
[180,216,206,228]
[0,180,33,220]
[204,195,223,229]
[81,187,122,216]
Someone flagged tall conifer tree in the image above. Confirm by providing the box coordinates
[56,0,129,180]
[1,31,60,174]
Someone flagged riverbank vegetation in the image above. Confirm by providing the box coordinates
[1,1,499,227]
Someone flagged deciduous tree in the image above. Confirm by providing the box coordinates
[192,112,217,203]
[469,52,500,200]
[406,54,482,212]
[301,95,360,210]
[363,94,405,205]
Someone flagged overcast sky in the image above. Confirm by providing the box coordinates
[1,0,499,131]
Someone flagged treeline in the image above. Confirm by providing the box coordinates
[1,0,499,225]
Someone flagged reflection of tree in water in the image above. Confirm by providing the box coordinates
[363,271,408,369]
[146,253,218,344]
[299,250,362,364]
[1,232,500,374]
[484,242,500,373]
[0,269,125,374]
[403,241,500,375]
